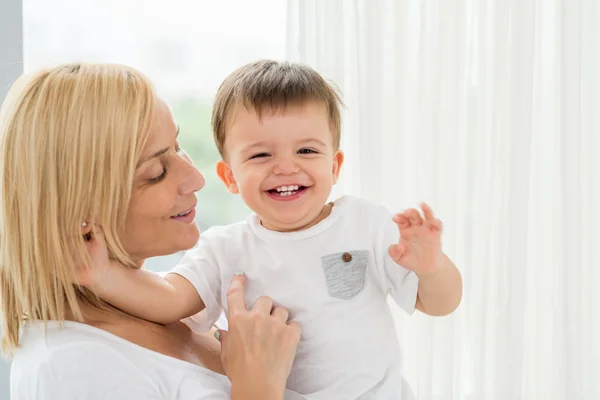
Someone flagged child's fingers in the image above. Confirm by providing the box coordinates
[392,213,411,229]
[81,221,91,234]
[81,221,92,242]
[421,202,435,221]
[83,224,107,256]
[388,243,406,263]
[81,221,105,242]
[90,224,107,246]
[406,208,423,226]
[429,218,443,232]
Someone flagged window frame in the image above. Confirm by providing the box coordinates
[0,0,23,101]
[0,0,21,398]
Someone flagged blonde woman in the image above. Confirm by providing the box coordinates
[0,63,303,400]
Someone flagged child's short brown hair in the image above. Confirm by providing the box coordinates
[212,60,343,158]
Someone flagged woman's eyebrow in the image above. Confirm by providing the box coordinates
[137,126,180,167]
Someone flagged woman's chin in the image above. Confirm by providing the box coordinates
[177,225,201,250]
[127,225,200,261]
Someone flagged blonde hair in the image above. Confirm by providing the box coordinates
[0,63,156,355]
[212,60,344,158]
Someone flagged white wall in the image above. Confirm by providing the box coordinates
[0,0,23,396]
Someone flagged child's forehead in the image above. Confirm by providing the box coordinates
[223,104,333,149]
[228,100,329,124]
[228,105,331,141]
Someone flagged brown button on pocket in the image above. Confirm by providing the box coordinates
[342,252,352,262]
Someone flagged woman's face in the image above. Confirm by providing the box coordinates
[121,100,205,265]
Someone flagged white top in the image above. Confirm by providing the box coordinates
[173,196,419,400]
[10,320,306,400]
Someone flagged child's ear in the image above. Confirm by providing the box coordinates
[332,150,345,184]
[216,160,239,194]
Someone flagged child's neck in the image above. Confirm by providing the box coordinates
[260,202,333,233]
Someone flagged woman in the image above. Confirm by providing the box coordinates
[0,63,302,399]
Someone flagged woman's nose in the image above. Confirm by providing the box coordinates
[179,161,205,195]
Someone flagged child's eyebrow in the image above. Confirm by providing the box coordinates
[241,141,269,153]
[298,139,327,147]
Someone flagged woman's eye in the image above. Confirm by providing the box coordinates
[250,152,270,159]
[298,148,317,154]
[148,169,167,183]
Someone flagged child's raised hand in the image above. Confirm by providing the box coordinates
[388,203,443,277]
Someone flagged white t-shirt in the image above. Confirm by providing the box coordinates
[10,320,306,400]
[173,196,419,400]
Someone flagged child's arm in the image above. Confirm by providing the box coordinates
[93,262,205,325]
[79,225,205,325]
[411,253,462,316]
[387,203,463,316]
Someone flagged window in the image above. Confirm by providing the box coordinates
[23,0,287,270]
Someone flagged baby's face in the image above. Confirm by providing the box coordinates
[218,102,343,232]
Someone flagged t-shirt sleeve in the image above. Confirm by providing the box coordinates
[171,235,223,332]
[378,210,419,315]
[26,343,164,400]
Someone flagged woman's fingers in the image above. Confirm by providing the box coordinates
[271,306,289,323]
[254,296,274,315]
[214,329,228,345]
[226,273,248,317]
[286,321,301,345]
[221,275,300,395]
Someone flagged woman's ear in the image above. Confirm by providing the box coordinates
[216,160,239,194]
[332,150,345,184]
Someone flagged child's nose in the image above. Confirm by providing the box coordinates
[272,158,300,175]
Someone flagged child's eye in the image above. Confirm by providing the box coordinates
[298,148,317,155]
[249,152,270,160]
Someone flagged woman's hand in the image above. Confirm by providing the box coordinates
[216,274,301,400]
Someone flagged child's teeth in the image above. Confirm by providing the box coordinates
[279,190,298,197]
[276,185,300,192]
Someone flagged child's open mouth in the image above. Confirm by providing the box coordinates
[265,185,309,200]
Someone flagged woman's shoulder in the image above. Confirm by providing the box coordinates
[12,320,120,368]
[11,320,231,400]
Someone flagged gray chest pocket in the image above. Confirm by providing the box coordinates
[321,250,369,300]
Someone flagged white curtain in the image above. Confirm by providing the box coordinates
[287,1,600,399]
